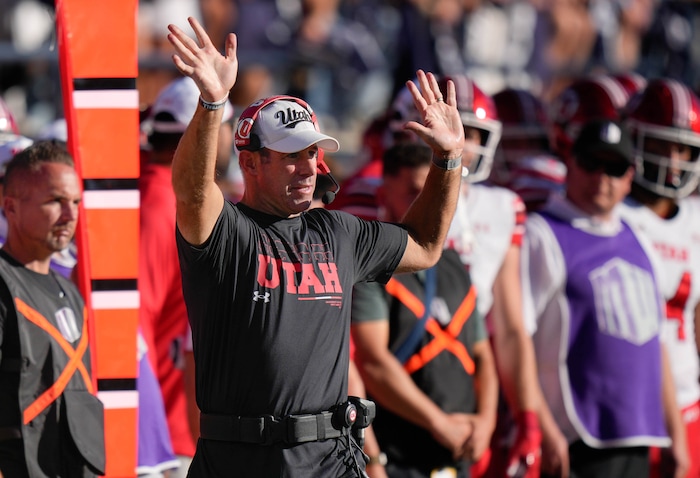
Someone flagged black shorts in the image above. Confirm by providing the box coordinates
[566,440,649,478]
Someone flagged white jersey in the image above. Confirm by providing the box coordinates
[446,182,526,319]
[619,196,700,409]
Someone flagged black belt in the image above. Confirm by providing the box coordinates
[200,411,349,445]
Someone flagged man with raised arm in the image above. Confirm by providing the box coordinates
[165,17,465,478]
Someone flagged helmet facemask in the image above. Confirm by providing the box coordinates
[629,120,700,199]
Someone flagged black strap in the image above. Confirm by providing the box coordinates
[394,266,437,364]
[199,411,348,445]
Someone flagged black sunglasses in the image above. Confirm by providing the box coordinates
[575,156,632,178]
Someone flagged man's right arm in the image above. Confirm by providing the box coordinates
[171,106,226,245]
[167,17,239,245]
[520,215,570,477]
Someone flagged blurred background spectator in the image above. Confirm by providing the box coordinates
[2,3,700,476]
[0,0,699,181]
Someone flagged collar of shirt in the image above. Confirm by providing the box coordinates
[543,193,623,237]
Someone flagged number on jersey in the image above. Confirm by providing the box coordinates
[666,271,691,341]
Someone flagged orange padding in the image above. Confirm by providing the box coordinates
[83,208,139,279]
[94,308,139,379]
[60,0,138,78]
[104,407,138,477]
[75,109,140,180]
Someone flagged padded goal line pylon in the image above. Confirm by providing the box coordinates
[56,0,140,476]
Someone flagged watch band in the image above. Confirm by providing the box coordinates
[432,155,462,170]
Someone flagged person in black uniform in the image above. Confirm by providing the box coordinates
[351,143,499,478]
[0,140,105,478]
[166,17,466,478]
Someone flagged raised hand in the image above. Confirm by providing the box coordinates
[404,70,465,161]
[167,17,238,104]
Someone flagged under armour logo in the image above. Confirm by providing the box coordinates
[253,291,271,303]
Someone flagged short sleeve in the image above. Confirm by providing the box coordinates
[471,307,488,343]
[324,210,408,284]
[351,281,388,323]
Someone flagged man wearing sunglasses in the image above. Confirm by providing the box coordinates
[519,119,685,478]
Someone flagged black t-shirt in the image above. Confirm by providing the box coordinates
[176,202,407,477]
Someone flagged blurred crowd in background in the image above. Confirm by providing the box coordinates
[0,0,699,179]
[2,2,700,477]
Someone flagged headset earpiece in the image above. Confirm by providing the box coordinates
[241,133,260,152]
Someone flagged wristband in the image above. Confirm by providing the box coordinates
[432,154,462,170]
[199,95,229,111]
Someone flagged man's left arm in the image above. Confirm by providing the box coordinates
[661,342,689,478]
[490,243,546,476]
[491,244,540,416]
[393,71,464,274]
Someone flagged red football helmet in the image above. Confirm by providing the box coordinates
[508,153,567,213]
[610,72,648,98]
[386,74,501,183]
[609,72,648,118]
[0,97,19,134]
[549,76,631,161]
[491,88,550,186]
[625,78,700,199]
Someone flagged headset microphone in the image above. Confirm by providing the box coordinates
[322,172,341,205]
[318,160,341,205]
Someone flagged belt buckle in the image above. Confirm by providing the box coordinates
[261,415,284,445]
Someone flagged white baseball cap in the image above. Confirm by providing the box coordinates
[0,133,33,176]
[247,100,339,153]
[146,76,234,134]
